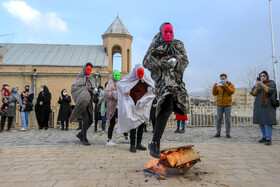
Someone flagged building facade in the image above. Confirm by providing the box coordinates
[0,16,132,128]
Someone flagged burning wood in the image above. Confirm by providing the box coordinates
[144,145,202,176]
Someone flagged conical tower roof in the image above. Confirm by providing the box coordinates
[103,16,131,36]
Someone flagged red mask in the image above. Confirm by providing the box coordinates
[86,66,92,75]
[162,24,174,42]
[137,68,144,79]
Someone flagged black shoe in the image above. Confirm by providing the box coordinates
[44,127,48,130]
[61,127,64,130]
[76,127,82,130]
[82,140,90,146]
[0,129,3,133]
[144,128,148,132]
[175,129,180,133]
[180,129,185,133]
[39,127,43,130]
[130,145,136,153]
[136,144,147,151]
[76,133,83,142]
[226,134,231,138]
[65,127,68,131]
[214,134,220,137]
[148,141,161,159]
[265,140,272,145]
[152,130,154,133]
[94,128,97,132]
[258,138,266,143]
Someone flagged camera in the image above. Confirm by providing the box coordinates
[257,77,260,81]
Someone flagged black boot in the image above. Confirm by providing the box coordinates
[82,138,90,146]
[76,132,83,142]
[130,145,136,153]
[136,144,147,150]
[148,141,161,159]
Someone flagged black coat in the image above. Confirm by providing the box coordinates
[57,92,72,121]
[93,92,101,120]
[35,86,52,123]
[20,92,34,112]
[150,98,157,120]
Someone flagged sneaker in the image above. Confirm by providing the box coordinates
[106,140,116,146]
[258,138,266,143]
[20,128,27,131]
[82,140,90,146]
[136,144,147,151]
[226,134,231,138]
[130,145,137,153]
[265,140,272,145]
[214,134,220,137]
[100,131,106,136]
[124,137,130,143]
[175,129,180,133]
[180,129,185,133]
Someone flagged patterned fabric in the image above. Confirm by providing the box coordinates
[261,80,272,106]
[104,70,120,124]
[143,22,189,116]
[69,63,95,123]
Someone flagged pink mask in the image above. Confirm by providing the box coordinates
[162,24,174,42]
[86,66,92,75]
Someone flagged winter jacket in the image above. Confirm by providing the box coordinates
[212,81,235,106]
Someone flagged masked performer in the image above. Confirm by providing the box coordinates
[104,70,129,146]
[70,62,95,146]
[117,64,155,153]
[143,22,189,158]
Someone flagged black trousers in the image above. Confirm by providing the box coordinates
[152,94,173,142]
[130,123,144,146]
[81,108,93,141]
[108,109,128,139]
[151,120,156,130]
[1,116,13,130]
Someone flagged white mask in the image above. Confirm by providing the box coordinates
[260,77,266,82]
[63,92,67,96]
[41,88,43,92]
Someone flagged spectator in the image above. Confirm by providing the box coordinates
[20,85,34,131]
[98,85,107,135]
[1,83,10,115]
[175,113,188,133]
[0,86,22,132]
[212,74,235,138]
[93,86,103,132]
[35,85,52,130]
[57,89,72,130]
[250,71,277,145]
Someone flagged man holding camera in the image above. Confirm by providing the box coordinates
[212,74,235,138]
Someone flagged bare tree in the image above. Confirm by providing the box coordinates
[239,65,269,89]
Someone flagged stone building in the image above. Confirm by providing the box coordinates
[0,16,132,128]
[232,88,254,107]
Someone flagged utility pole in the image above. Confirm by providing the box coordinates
[269,0,278,93]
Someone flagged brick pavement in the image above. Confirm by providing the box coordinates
[0,126,279,187]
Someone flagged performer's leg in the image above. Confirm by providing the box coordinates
[129,128,137,153]
[81,109,90,146]
[150,94,173,158]
[136,123,146,150]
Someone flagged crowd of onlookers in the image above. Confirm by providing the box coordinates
[0,70,278,146]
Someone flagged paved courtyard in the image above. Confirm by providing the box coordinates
[0,125,280,187]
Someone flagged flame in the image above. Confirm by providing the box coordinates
[145,157,166,174]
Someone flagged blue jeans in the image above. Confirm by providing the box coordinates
[61,121,69,129]
[177,120,185,130]
[216,106,231,135]
[20,111,30,129]
[78,122,82,129]
[259,124,272,140]
[101,116,106,131]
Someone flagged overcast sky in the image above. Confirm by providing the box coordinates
[1,0,280,92]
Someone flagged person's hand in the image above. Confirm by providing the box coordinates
[152,104,157,108]
[161,56,170,61]
[126,91,130,97]
[60,96,63,100]
[40,101,43,105]
[152,88,155,94]
[214,83,218,87]
[257,81,262,86]
[222,82,226,86]
[66,95,68,99]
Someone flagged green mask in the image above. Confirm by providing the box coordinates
[114,71,120,81]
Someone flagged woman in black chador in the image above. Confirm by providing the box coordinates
[143,22,189,158]
[57,89,72,130]
[35,85,52,130]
